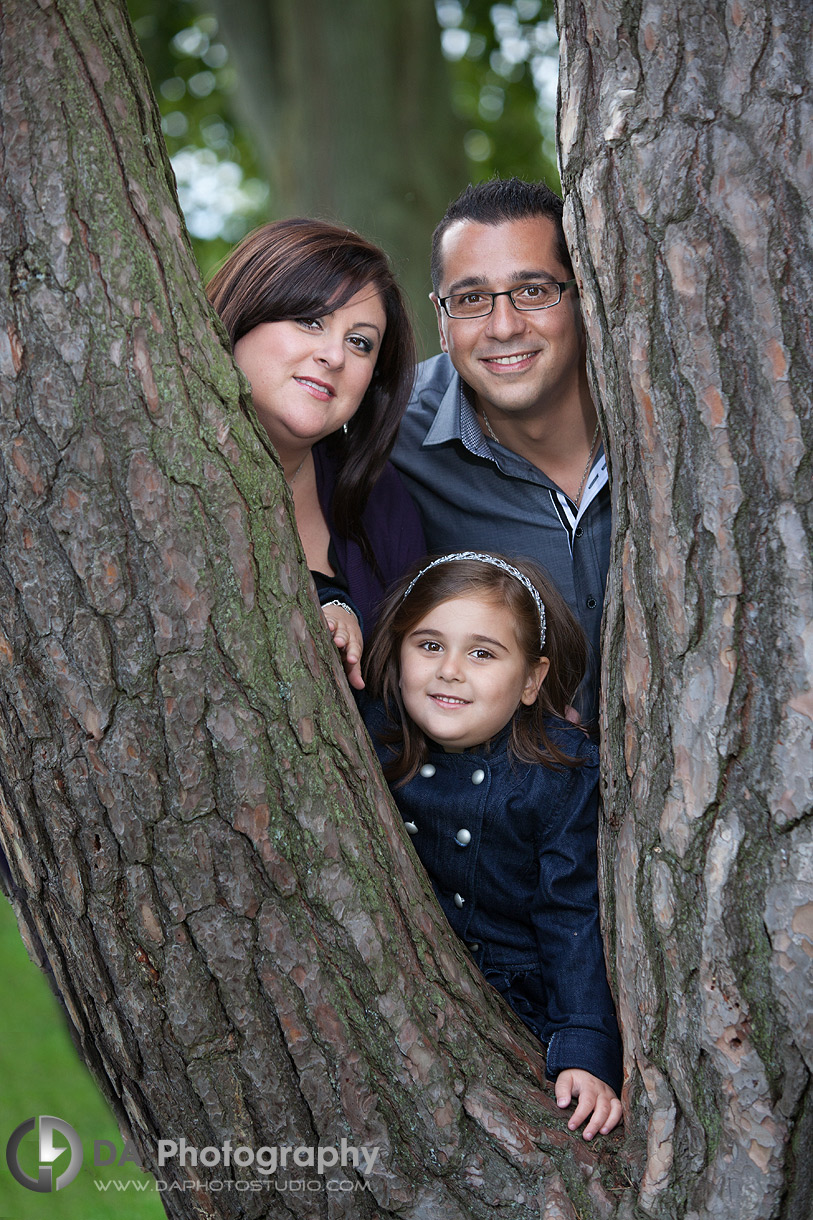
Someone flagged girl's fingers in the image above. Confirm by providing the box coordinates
[599,1098,624,1135]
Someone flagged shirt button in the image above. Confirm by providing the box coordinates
[575,526,584,538]
[455,828,472,846]
[471,769,485,785]
[454,893,465,908]
[586,596,597,609]
[404,821,418,835]
[420,763,436,778]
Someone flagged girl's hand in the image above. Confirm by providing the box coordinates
[322,603,365,690]
[555,1069,622,1140]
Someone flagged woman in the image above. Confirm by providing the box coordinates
[208,219,425,688]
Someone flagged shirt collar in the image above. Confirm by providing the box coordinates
[576,452,608,519]
[420,366,609,504]
[422,371,492,458]
[424,718,515,763]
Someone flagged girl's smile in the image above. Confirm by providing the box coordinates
[398,594,547,752]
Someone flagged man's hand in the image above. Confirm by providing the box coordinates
[555,1069,622,1140]
[322,604,364,690]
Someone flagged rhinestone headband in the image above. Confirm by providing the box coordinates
[401,551,546,651]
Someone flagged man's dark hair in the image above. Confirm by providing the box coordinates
[430,177,573,292]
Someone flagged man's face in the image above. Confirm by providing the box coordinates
[432,216,584,421]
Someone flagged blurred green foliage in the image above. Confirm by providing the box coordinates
[128,0,270,275]
[127,0,558,277]
[437,0,559,187]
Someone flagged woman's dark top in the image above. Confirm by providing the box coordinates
[312,441,425,635]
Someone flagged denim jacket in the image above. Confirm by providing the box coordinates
[363,698,622,1093]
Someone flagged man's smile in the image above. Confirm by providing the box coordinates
[479,350,539,372]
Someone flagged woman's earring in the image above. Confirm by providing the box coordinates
[342,422,349,436]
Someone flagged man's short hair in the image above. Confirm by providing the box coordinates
[430,177,573,292]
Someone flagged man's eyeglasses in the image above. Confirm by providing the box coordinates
[438,280,577,319]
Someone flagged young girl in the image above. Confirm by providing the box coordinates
[362,552,623,1139]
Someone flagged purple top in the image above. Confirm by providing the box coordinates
[313,441,426,635]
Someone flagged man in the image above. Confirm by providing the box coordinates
[391,178,610,721]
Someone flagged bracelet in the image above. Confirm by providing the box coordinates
[322,600,356,618]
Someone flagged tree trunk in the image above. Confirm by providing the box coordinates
[0,2,627,1217]
[557,1,813,1218]
[205,0,469,354]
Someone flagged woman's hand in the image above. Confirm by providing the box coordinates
[322,603,365,690]
[554,1069,622,1140]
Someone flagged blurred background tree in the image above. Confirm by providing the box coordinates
[128,0,558,350]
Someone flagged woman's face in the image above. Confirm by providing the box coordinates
[233,284,387,455]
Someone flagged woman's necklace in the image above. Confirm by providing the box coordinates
[285,455,307,490]
[481,410,600,506]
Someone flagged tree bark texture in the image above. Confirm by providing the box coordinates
[205,0,469,355]
[557,2,812,1218]
[0,2,630,1217]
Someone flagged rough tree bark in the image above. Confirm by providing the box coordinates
[557,2,812,1218]
[204,0,469,353]
[0,2,627,1218]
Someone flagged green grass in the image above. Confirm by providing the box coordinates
[0,896,165,1218]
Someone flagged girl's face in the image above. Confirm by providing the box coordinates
[398,594,548,752]
[233,284,386,455]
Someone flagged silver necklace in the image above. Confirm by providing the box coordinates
[480,410,600,505]
[285,455,307,489]
[480,408,501,445]
[573,421,601,505]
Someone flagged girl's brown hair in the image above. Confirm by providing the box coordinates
[207,218,416,569]
[363,554,590,783]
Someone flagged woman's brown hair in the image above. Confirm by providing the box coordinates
[207,218,416,568]
[363,554,591,784]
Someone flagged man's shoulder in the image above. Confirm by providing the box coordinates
[397,353,459,458]
[407,353,457,412]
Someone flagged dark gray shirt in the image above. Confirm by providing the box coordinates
[391,354,611,721]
